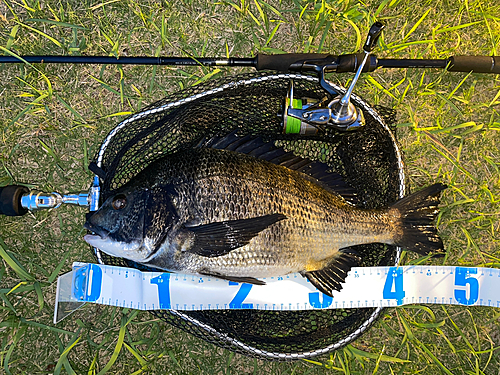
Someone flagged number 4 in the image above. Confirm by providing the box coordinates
[382,267,405,306]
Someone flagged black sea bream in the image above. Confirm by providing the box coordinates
[84,135,446,296]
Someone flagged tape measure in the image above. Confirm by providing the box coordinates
[54,262,500,323]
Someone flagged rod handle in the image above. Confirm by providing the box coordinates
[337,54,379,72]
[255,53,333,72]
[448,56,500,74]
[0,185,29,216]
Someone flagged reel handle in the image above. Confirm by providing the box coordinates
[0,185,29,216]
[364,22,385,53]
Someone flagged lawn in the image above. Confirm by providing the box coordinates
[0,0,499,374]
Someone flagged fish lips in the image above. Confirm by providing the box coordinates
[83,220,148,262]
[83,221,110,249]
[83,221,110,239]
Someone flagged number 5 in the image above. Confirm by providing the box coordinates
[454,267,478,305]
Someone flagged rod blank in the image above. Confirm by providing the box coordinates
[0,54,498,74]
[0,55,257,67]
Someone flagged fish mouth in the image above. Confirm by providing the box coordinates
[84,221,110,239]
[83,221,147,261]
[83,220,110,251]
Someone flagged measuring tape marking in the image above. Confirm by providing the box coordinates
[57,263,500,315]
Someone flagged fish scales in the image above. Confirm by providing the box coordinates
[139,148,396,276]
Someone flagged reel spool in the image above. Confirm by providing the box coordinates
[281,80,324,136]
[91,72,404,360]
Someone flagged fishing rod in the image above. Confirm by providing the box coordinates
[1,53,499,74]
[1,22,498,218]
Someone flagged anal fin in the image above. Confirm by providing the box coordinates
[301,249,361,297]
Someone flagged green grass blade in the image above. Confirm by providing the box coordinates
[488,88,500,107]
[1,284,34,294]
[429,121,477,134]
[26,18,88,29]
[365,76,397,100]
[414,337,454,375]
[317,20,331,53]
[97,310,139,375]
[0,238,34,281]
[14,21,62,48]
[403,8,431,42]
[193,68,221,86]
[345,18,361,52]
[428,143,477,184]
[5,25,19,50]
[19,317,74,335]
[264,21,283,47]
[259,0,284,19]
[33,281,44,313]
[54,333,81,375]
[123,342,147,367]
[48,251,71,284]
[0,46,53,96]
[0,293,17,314]
[435,21,481,34]
[346,345,410,363]
[253,0,267,28]
[55,94,86,122]
[3,326,27,375]
[374,0,391,17]
[38,139,64,171]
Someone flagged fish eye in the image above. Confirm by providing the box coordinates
[112,194,127,210]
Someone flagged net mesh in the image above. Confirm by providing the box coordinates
[92,72,402,360]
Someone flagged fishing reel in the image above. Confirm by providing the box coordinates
[282,22,385,135]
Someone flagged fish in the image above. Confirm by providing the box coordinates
[84,133,446,297]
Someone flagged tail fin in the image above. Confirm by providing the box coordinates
[391,183,447,255]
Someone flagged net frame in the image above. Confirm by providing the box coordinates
[90,73,405,360]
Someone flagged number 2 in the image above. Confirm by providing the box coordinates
[229,282,253,308]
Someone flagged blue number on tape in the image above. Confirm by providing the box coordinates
[454,267,478,305]
[383,267,405,305]
[309,292,333,308]
[228,282,253,308]
[151,273,171,309]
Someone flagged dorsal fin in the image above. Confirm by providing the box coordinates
[197,131,358,205]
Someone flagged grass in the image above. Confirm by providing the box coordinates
[0,0,499,373]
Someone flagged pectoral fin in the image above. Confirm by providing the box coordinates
[199,270,266,285]
[185,213,286,258]
[301,249,361,297]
